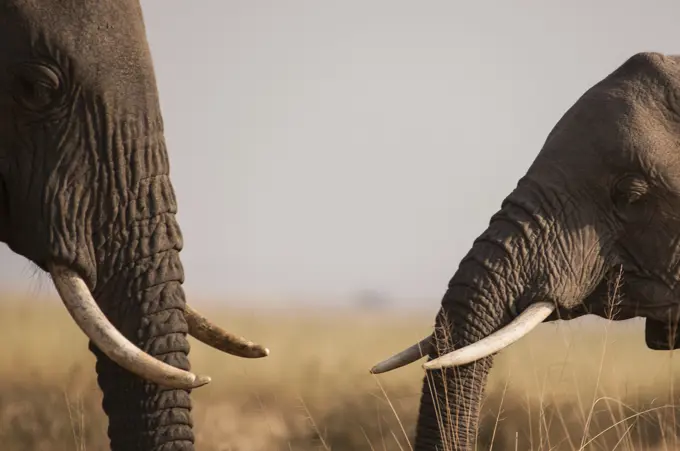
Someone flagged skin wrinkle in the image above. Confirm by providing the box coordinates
[514,189,584,298]
[39,89,101,274]
[465,250,516,293]
[93,251,193,450]
[489,213,537,310]
[579,230,605,287]
[85,121,171,245]
[526,182,610,302]
[95,213,178,283]
[87,118,179,283]
[445,286,499,341]
[442,309,493,351]
[462,241,522,313]
[126,258,186,318]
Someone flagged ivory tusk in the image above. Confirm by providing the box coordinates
[369,335,433,374]
[49,263,211,389]
[423,301,555,370]
[185,305,269,358]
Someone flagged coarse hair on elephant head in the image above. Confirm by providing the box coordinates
[371,51,680,450]
[0,2,268,450]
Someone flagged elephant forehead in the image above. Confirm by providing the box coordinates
[536,57,680,177]
[2,0,156,96]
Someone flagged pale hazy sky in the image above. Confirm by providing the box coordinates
[1,1,679,308]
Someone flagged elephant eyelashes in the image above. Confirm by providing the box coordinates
[10,62,63,112]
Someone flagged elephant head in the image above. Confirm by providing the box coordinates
[0,2,268,450]
[372,52,680,450]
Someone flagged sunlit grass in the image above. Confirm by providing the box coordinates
[1,294,680,450]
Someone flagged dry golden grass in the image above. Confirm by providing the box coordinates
[2,295,680,450]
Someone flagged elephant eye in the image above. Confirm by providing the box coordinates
[612,175,649,211]
[10,62,62,112]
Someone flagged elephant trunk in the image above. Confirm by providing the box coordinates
[91,231,195,451]
[408,182,603,450]
[84,133,197,450]
[413,218,523,450]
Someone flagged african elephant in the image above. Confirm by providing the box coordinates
[0,2,268,450]
[372,52,680,450]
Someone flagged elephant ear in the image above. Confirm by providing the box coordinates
[644,318,680,350]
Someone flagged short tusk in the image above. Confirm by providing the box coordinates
[49,263,211,390]
[369,335,433,374]
[423,301,555,370]
[185,305,269,358]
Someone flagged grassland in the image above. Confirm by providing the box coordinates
[3,295,680,450]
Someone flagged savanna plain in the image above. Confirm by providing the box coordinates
[3,294,680,451]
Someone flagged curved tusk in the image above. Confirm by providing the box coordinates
[423,301,555,370]
[185,305,269,358]
[369,335,433,374]
[48,263,211,390]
